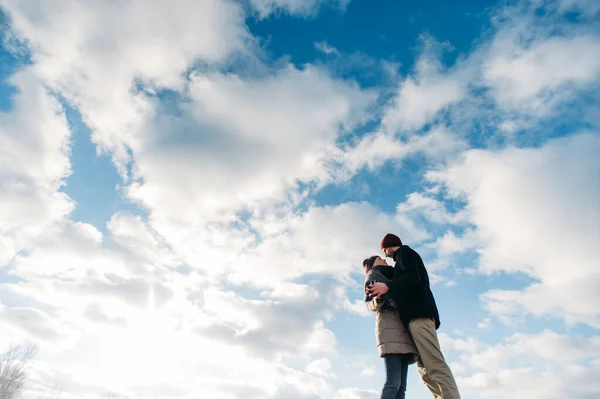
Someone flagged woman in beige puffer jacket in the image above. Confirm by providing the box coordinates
[364,255,419,399]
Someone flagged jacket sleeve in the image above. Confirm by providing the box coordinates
[365,269,389,301]
[368,297,384,312]
[385,248,422,298]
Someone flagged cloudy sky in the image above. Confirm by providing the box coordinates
[0,0,599,398]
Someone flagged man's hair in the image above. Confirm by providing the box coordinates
[362,255,379,271]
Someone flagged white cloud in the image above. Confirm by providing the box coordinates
[331,125,468,184]
[3,0,250,172]
[428,132,600,327]
[249,0,350,18]
[484,35,600,110]
[438,333,484,354]
[0,216,341,397]
[477,318,491,329]
[381,39,469,133]
[228,200,435,289]
[0,71,73,267]
[26,344,335,399]
[376,2,600,138]
[444,330,600,399]
[0,303,80,352]
[382,75,464,133]
[127,65,375,225]
[427,229,477,258]
[3,0,379,284]
[315,41,341,56]
[199,288,338,358]
[334,387,378,399]
[558,0,600,15]
[307,358,336,379]
[396,192,465,226]
[360,366,375,377]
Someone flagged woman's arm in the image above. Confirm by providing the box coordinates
[368,297,384,312]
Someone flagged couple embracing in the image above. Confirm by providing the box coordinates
[363,233,461,399]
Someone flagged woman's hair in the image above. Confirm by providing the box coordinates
[362,255,379,271]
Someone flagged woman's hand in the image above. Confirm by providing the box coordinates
[367,282,389,298]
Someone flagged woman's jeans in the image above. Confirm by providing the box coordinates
[381,353,410,399]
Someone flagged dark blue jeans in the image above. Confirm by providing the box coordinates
[381,354,410,399]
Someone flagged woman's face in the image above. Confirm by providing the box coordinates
[373,256,387,266]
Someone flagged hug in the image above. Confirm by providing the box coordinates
[363,233,461,399]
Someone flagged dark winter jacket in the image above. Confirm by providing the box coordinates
[385,245,441,329]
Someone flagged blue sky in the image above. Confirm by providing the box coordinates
[0,1,599,398]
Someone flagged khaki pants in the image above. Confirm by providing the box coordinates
[408,318,461,399]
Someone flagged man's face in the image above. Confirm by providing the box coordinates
[382,247,394,257]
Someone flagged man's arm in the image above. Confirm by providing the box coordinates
[365,269,391,300]
[385,248,422,297]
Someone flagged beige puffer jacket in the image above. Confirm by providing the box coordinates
[368,296,419,360]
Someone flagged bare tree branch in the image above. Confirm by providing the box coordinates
[0,343,39,399]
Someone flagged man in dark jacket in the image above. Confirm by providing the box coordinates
[367,233,461,399]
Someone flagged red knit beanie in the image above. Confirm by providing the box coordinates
[380,233,402,249]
